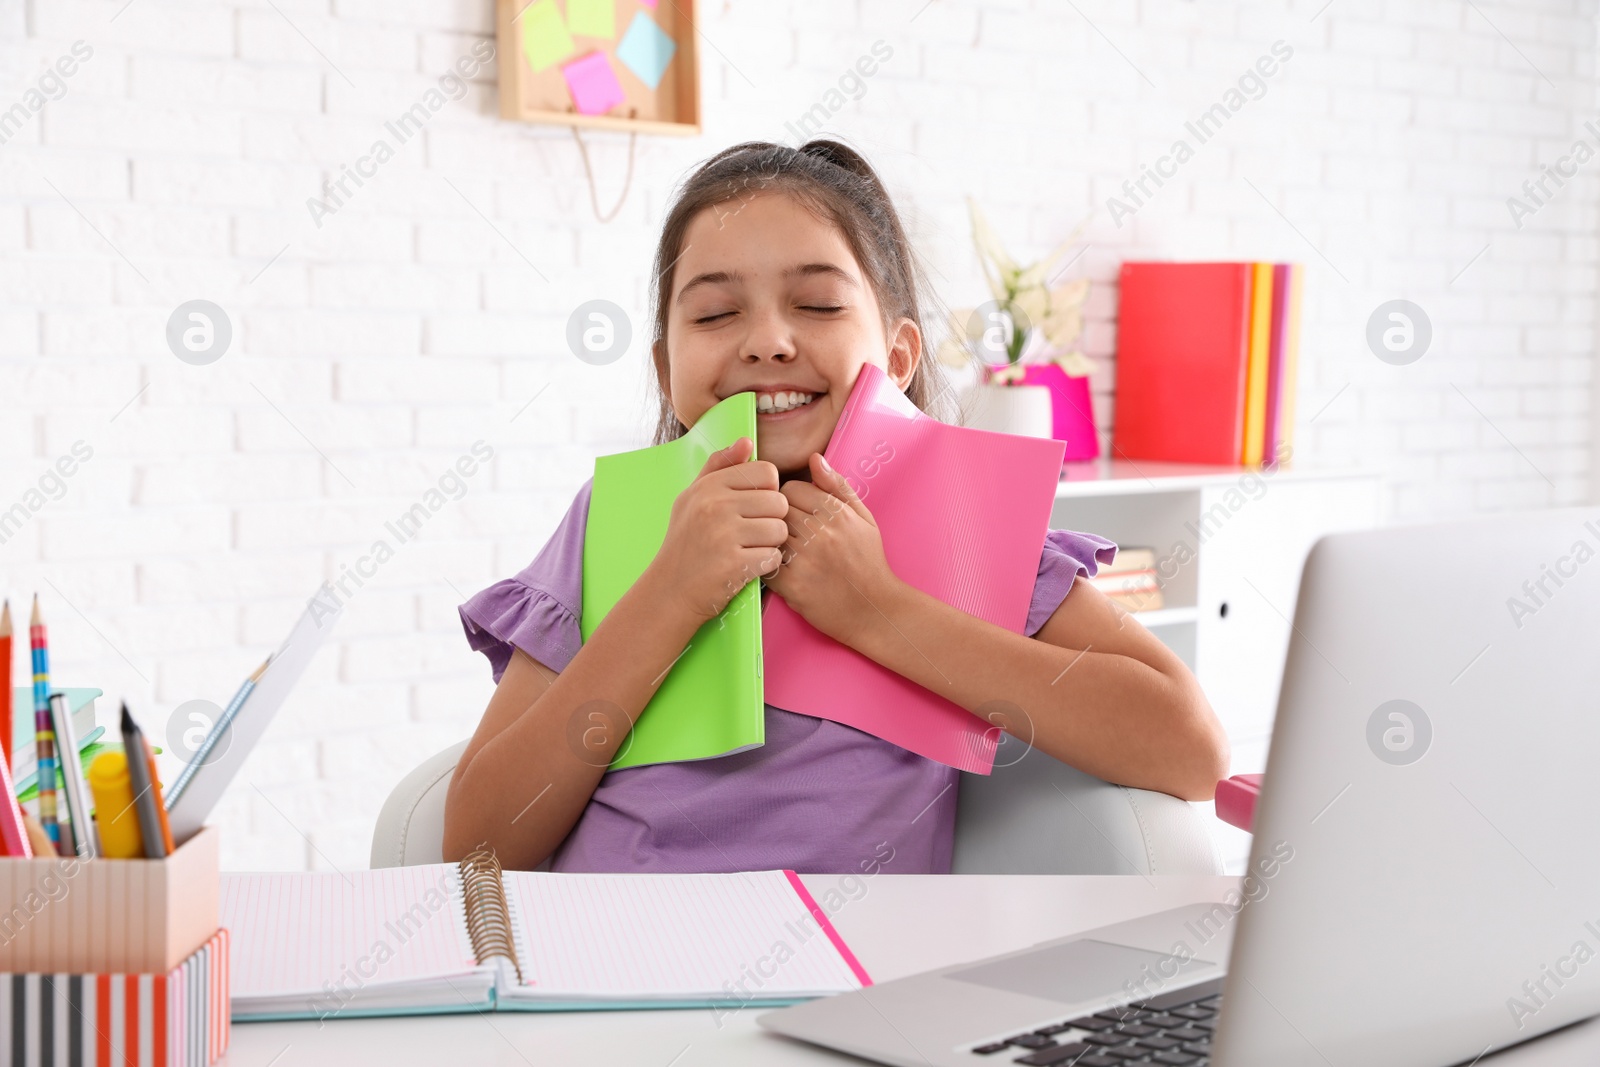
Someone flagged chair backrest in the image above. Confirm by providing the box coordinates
[951,743,1222,875]
[370,740,466,869]
[372,740,1223,875]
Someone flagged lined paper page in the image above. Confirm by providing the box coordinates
[500,869,865,999]
[220,865,480,998]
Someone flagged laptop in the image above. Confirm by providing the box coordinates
[759,508,1600,1066]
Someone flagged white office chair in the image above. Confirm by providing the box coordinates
[370,739,1224,875]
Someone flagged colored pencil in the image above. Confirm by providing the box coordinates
[0,599,11,775]
[30,595,59,849]
[142,729,175,856]
[166,655,270,806]
[0,739,30,857]
[120,702,169,858]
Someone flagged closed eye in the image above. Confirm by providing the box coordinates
[803,305,844,313]
[693,311,733,324]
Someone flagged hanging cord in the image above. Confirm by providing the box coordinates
[570,125,638,223]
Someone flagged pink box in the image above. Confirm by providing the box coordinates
[0,825,220,974]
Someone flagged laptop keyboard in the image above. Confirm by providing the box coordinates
[968,977,1224,1066]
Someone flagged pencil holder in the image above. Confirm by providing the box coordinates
[0,825,220,975]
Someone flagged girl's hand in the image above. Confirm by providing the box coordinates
[762,452,900,648]
[649,436,789,623]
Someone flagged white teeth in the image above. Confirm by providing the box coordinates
[756,391,817,413]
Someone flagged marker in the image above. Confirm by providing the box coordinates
[50,692,98,858]
[120,703,169,858]
[30,596,59,849]
[86,750,143,859]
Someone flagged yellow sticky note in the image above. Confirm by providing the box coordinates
[521,0,576,73]
[566,0,615,39]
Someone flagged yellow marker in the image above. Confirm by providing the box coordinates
[86,751,144,859]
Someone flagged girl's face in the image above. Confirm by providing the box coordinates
[657,190,922,479]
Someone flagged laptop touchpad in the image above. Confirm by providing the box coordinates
[945,939,1215,1004]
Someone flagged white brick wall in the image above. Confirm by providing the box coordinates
[2,0,1597,871]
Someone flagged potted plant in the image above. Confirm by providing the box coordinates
[939,198,1099,458]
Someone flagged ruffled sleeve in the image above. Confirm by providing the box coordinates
[1024,527,1119,637]
[458,478,592,683]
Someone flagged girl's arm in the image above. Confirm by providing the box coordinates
[441,564,709,869]
[444,439,788,870]
[846,574,1229,801]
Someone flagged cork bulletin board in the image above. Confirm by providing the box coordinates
[496,0,701,135]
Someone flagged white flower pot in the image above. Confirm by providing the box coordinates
[961,382,1055,438]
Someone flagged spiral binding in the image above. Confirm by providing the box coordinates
[459,848,523,984]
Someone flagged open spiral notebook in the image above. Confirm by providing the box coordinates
[219,852,871,1020]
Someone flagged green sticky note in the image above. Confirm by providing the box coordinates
[566,0,615,40]
[521,0,576,73]
[582,392,764,772]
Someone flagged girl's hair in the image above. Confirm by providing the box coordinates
[647,139,959,445]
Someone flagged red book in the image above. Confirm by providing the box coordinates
[1113,262,1254,464]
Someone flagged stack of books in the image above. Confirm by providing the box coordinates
[1086,546,1162,614]
[1113,262,1303,469]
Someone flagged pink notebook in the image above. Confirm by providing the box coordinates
[761,364,1067,774]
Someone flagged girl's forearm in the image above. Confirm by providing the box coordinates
[843,579,1228,800]
[443,566,709,868]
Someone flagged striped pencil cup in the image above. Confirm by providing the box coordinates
[0,929,230,1066]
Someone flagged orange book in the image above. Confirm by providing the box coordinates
[1241,262,1275,467]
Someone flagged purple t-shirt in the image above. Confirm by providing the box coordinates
[458,477,1117,876]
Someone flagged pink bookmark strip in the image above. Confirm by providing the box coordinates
[783,870,873,987]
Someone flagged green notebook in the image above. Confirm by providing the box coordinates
[581,391,765,771]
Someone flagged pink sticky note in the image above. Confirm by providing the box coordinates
[641,0,657,6]
[561,51,626,116]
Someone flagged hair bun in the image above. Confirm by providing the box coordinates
[798,139,873,176]
[799,140,899,210]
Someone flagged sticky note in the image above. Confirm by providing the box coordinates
[562,51,626,115]
[566,0,615,39]
[520,0,575,73]
[615,12,676,90]
[641,0,656,7]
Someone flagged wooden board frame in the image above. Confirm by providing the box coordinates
[496,0,701,136]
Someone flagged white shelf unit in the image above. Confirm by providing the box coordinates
[1051,457,1383,873]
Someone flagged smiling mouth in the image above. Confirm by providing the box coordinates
[753,390,823,415]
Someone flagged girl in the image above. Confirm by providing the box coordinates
[445,140,1228,874]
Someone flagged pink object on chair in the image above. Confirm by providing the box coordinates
[1215,774,1263,832]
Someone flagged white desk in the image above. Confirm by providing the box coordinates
[220,874,1600,1066]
